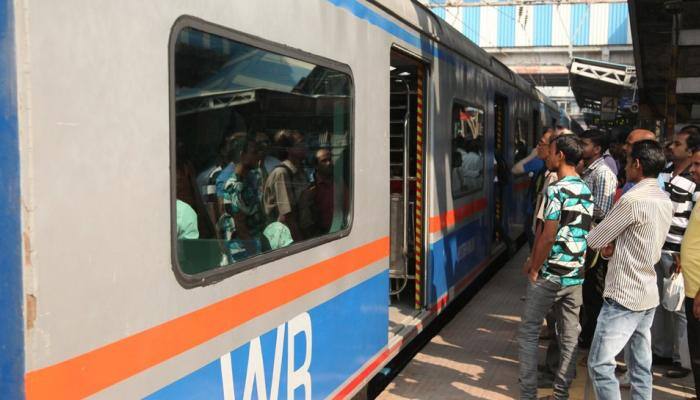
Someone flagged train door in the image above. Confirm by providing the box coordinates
[388,49,427,329]
[492,94,509,249]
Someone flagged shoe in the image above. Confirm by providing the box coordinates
[665,362,691,378]
[652,354,674,366]
[619,372,630,389]
[615,364,628,373]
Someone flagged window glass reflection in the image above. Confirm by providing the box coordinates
[174,28,352,275]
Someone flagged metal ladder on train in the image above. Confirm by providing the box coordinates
[389,78,413,296]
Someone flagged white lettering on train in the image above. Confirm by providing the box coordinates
[220,312,312,400]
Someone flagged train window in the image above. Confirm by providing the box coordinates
[514,119,529,163]
[451,103,485,197]
[172,25,352,279]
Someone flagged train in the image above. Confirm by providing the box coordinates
[0,0,562,398]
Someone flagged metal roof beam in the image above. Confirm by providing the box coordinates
[569,60,637,88]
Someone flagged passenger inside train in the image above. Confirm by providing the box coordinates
[172,27,352,275]
[451,104,484,196]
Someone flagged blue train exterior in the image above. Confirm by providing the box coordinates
[2,1,560,398]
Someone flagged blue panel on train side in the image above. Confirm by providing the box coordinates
[0,1,24,399]
[428,219,489,305]
[326,0,461,67]
[146,271,388,400]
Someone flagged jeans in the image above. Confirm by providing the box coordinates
[651,252,689,366]
[588,299,656,400]
[519,278,582,400]
[684,297,700,397]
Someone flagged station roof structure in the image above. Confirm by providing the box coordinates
[568,57,637,112]
[629,0,700,123]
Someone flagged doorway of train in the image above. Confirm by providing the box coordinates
[492,94,509,250]
[388,49,427,331]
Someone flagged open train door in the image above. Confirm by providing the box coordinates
[492,94,509,251]
[388,49,428,325]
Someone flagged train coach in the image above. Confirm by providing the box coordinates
[0,0,561,398]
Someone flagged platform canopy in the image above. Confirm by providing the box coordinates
[629,0,700,124]
[568,57,637,114]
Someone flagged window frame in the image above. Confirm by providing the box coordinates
[450,98,486,199]
[169,16,356,288]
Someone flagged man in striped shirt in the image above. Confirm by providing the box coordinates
[519,135,594,399]
[587,140,673,400]
[578,129,618,349]
[652,125,700,378]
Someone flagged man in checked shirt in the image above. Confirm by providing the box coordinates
[578,129,618,349]
[587,140,673,400]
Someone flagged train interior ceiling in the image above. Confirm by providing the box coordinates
[388,50,424,335]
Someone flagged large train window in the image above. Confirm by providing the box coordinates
[451,103,485,197]
[171,23,353,282]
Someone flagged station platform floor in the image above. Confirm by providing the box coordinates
[378,246,696,399]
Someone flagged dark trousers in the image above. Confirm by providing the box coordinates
[580,251,608,348]
[685,297,700,397]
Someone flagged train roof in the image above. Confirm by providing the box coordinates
[370,0,559,111]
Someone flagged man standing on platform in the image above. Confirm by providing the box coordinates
[578,129,618,349]
[587,140,673,400]
[518,135,594,399]
[653,125,700,378]
[681,145,700,397]
[620,129,657,194]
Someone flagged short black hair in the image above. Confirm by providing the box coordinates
[272,129,303,160]
[630,140,666,178]
[679,125,700,151]
[551,135,584,166]
[579,129,609,153]
[680,124,700,136]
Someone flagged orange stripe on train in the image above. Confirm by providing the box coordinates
[428,197,488,234]
[25,237,390,399]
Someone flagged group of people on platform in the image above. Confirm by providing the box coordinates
[513,124,700,399]
[175,127,347,265]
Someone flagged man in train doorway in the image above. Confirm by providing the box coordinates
[518,135,594,399]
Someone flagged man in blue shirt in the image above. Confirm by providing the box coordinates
[512,128,554,248]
